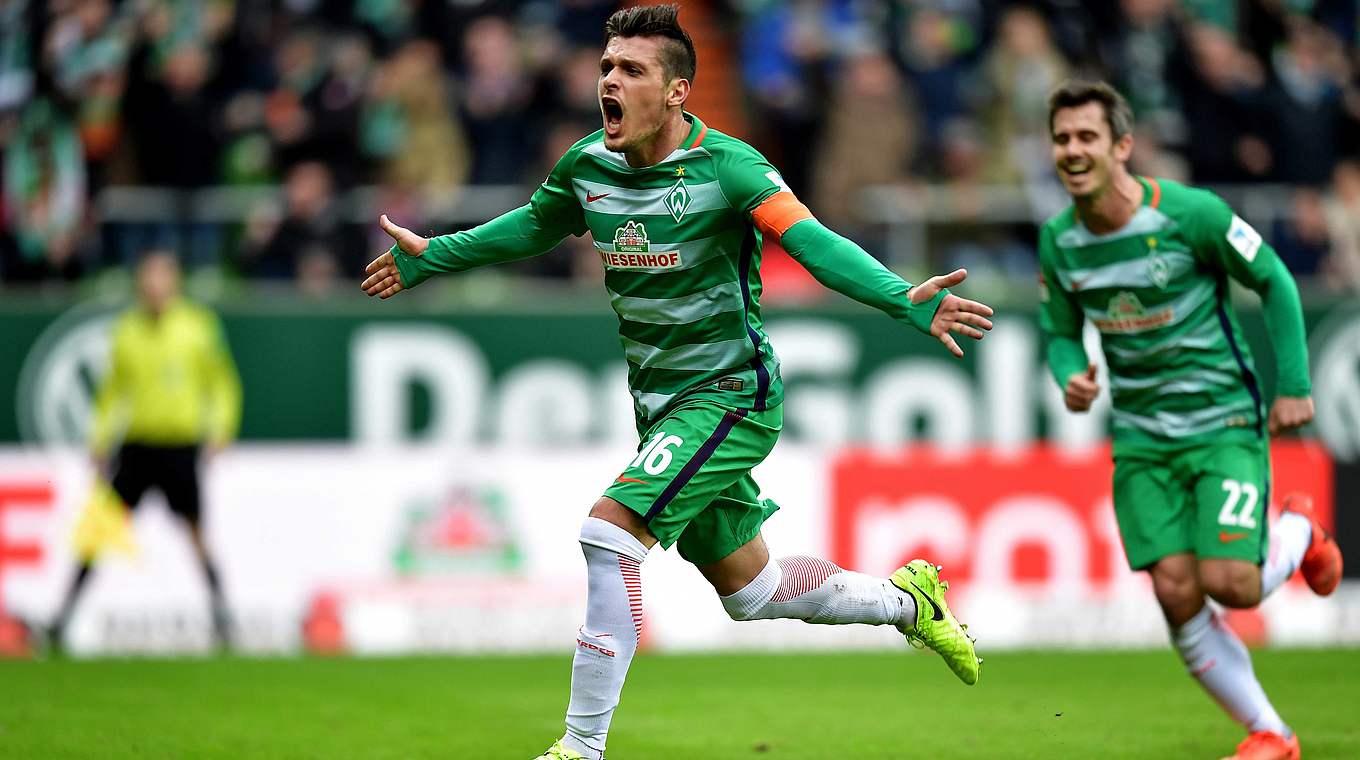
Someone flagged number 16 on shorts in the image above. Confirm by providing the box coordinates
[627,431,685,477]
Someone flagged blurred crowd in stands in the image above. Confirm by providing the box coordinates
[3,0,1359,293]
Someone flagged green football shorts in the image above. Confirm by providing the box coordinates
[1112,442,1271,570]
[603,400,782,566]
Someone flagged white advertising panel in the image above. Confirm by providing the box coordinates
[0,444,1353,655]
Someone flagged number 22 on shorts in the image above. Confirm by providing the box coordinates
[630,431,685,476]
[1217,479,1259,529]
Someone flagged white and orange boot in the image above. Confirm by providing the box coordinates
[1281,493,1343,596]
[1219,730,1300,760]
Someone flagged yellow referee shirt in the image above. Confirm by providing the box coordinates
[90,298,242,455]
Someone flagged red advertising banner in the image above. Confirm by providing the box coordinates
[830,443,1334,597]
[0,481,54,613]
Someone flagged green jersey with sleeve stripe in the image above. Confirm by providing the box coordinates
[1038,176,1311,456]
[555,115,786,428]
[393,112,947,432]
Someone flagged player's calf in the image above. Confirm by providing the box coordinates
[557,517,651,760]
[720,555,910,627]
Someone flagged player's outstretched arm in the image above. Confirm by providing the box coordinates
[769,213,993,357]
[907,268,995,358]
[362,215,429,299]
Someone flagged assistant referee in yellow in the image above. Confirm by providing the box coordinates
[49,250,242,650]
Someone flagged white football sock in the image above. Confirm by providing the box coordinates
[561,518,649,760]
[1172,606,1289,736]
[1261,512,1313,598]
[720,556,916,630]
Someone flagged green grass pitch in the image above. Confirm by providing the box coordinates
[2,649,1358,758]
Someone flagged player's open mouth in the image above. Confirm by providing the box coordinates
[602,96,624,137]
[1062,163,1092,177]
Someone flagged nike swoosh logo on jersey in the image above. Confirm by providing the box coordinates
[585,192,611,202]
[1219,531,1250,543]
[616,476,646,484]
[908,581,945,621]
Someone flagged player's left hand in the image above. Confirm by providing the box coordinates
[362,215,429,299]
[910,268,995,358]
[1268,396,1314,436]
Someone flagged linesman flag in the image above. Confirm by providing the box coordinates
[72,478,137,561]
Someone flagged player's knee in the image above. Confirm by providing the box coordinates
[1200,563,1261,608]
[578,514,651,562]
[1149,566,1199,610]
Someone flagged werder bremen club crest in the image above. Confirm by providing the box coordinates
[1147,243,1170,289]
[665,179,691,222]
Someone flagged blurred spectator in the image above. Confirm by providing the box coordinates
[365,39,469,192]
[459,15,533,184]
[261,28,327,173]
[509,119,600,282]
[740,0,870,195]
[0,1,1357,287]
[1126,123,1191,182]
[887,3,982,164]
[1,98,89,280]
[1262,18,1348,185]
[810,49,916,240]
[240,161,351,280]
[1178,22,1272,182]
[554,0,618,47]
[0,0,35,111]
[978,5,1071,186]
[124,40,220,187]
[1098,0,1186,147]
[549,44,609,126]
[1270,187,1331,276]
[42,0,131,185]
[1323,159,1360,291]
[1182,0,1236,32]
[932,117,1036,281]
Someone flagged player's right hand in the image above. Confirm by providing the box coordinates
[362,215,429,299]
[1064,363,1100,412]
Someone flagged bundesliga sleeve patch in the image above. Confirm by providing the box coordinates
[1226,214,1262,263]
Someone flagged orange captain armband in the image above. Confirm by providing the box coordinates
[751,191,814,240]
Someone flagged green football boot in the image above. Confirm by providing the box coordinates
[890,559,981,685]
[533,740,589,760]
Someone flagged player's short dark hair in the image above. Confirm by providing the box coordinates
[1047,79,1134,141]
[603,4,696,85]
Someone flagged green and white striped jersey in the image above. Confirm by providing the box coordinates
[396,112,939,431]
[1038,177,1310,455]
[528,114,788,429]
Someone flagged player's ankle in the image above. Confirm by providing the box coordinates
[561,733,603,760]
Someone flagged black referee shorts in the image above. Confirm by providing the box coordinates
[110,444,202,523]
